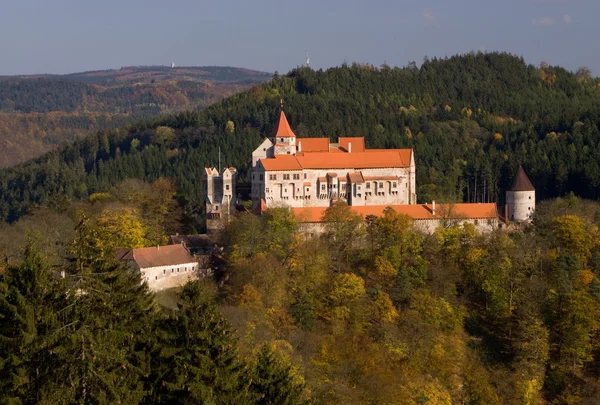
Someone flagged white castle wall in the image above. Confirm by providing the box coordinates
[506,190,535,222]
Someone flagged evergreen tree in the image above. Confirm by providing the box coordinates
[250,345,308,405]
[150,281,253,404]
[0,245,65,404]
[33,216,156,404]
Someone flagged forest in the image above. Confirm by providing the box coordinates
[0,66,270,167]
[2,178,600,404]
[2,51,600,403]
[0,52,599,230]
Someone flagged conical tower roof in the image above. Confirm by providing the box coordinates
[510,166,535,191]
[271,110,296,138]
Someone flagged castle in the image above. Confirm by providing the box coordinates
[250,108,416,211]
[205,106,536,234]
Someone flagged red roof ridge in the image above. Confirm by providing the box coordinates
[291,203,498,223]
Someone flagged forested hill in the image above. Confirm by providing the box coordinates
[0,66,271,167]
[1,52,600,228]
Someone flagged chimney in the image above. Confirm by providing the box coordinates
[432,200,436,216]
[348,142,352,153]
[298,141,302,152]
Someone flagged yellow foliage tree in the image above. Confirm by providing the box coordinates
[553,215,599,262]
[374,291,399,323]
[96,206,150,249]
[225,120,235,133]
[329,273,366,306]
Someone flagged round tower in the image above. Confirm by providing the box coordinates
[506,166,535,222]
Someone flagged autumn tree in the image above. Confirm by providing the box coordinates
[153,126,175,147]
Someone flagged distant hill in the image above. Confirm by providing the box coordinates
[1,52,600,227]
[0,66,271,167]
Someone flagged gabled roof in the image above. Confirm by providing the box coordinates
[297,138,329,152]
[118,244,196,269]
[347,172,365,183]
[510,166,535,191]
[260,155,303,171]
[295,151,409,170]
[271,110,296,138]
[339,137,365,152]
[291,203,498,223]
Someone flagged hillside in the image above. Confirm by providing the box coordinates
[0,66,271,167]
[1,52,600,227]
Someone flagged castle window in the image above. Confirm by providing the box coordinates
[379,182,384,188]
[304,173,307,179]
[260,174,264,181]
[163,269,166,274]
[321,184,326,191]
[269,174,276,180]
[293,174,300,180]
[366,183,371,189]
[226,185,230,191]
[529,196,532,199]
[283,174,290,180]
[266,187,270,193]
[215,205,219,210]
[487,219,493,225]
[263,148,266,151]
[155,276,157,280]
[393,182,397,188]
[474,220,479,225]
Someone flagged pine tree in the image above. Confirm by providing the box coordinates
[32,215,157,404]
[0,245,65,404]
[150,281,253,404]
[250,345,308,405]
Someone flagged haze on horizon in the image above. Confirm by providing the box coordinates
[1,0,598,76]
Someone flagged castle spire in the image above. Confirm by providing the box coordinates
[510,166,535,191]
[271,101,296,139]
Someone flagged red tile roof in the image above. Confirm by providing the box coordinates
[260,155,303,171]
[347,172,365,183]
[271,111,296,138]
[297,138,329,152]
[339,137,365,152]
[291,203,498,223]
[295,151,409,170]
[119,244,196,269]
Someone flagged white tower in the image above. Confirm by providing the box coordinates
[506,166,535,222]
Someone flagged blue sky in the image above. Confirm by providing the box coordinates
[1,0,598,76]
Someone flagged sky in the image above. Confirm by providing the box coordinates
[0,0,598,76]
